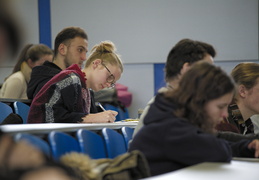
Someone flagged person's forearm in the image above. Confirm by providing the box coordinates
[217,131,259,142]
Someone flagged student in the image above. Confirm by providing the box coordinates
[129,62,259,176]
[27,40,123,124]
[133,39,215,137]
[26,26,100,113]
[27,26,88,99]
[217,62,259,135]
[0,44,53,99]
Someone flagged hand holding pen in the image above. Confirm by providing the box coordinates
[81,102,118,123]
[98,102,106,111]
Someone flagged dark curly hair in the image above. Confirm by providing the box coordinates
[165,39,216,82]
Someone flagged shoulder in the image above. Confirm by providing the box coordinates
[32,62,61,74]
[62,65,86,84]
[44,61,62,70]
[51,72,83,89]
[5,71,25,82]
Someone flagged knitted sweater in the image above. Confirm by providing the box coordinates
[27,64,90,123]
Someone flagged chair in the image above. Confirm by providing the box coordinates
[0,102,13,123]
[76,129,107,159]
[117,107,129,121]
[14,133,51,157]
[121,127,134,149]
[103,104,129,121]
[13,101,30,123]
[101,128,127,158]
[48,131,80,160]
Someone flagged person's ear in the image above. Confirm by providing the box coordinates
[180,62,191,75]
[26,58,34,68]
[58,43,67,55]
[92,59,102,69]
[238,85,247,98]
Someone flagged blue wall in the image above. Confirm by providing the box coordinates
[38,0,51,48]
[154,63,166,95]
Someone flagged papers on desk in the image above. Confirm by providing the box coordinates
[117,118,139,123]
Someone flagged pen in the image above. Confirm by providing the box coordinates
[98,102,106,111]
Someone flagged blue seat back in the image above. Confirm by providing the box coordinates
[76,129,107,159]
[0,102,13,123]
[13,101,30,123]
[121,126,134,149]
[118,107,129,121]
[101,128,127,158]
[103,104,129,121]
[14,133,51,157]
[48,131,80,160]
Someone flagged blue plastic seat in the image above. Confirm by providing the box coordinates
[13,101,30,123]
[118,107,129,121]
[76,129,107,159]
[48,131,80,160]
[0,102,13,123]
[101,128,127,158]
[103,104,129,121]
[14,133,51,157]
[121,126,134,149]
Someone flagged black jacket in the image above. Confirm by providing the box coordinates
[27,61,61,99]
[129,93,255,176]
[27,61,98,113]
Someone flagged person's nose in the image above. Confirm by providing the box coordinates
[104,82,113,88]
[81,53,87,61]
[222,109,229,119]
[105,82,110,87]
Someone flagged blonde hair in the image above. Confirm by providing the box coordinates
[85,41,123,73]
[231,62,259,89]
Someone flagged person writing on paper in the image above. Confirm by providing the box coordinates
[129,62,259,176]
[27,27,100,113]
[27,41,123,123]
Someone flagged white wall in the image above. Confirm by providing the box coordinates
[118,63,154,118]
[51,0,258,63]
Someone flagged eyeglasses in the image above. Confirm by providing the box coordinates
[102,63,115,88]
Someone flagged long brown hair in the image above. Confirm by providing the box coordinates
[164,62,235,132]
[12,44,53,73]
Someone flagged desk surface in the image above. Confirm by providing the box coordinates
[143,160,259,180]
[0,98,32,104]
[0,122,137,134]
